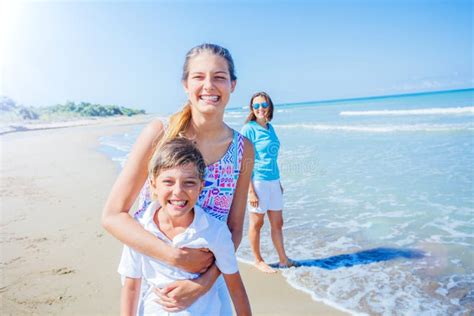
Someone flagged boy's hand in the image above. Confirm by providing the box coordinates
[172,247,214,273]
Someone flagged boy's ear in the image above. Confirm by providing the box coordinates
[150,177,157,189]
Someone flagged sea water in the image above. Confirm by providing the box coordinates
[100,89,474,315]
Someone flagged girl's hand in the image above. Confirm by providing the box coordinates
[172,247,214,274]
[248,191,259,208]
[153,277,208,311]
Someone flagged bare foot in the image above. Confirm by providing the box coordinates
[278,258,296,268]
[254,261,277,273]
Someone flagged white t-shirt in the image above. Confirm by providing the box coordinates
[118,201,238,315]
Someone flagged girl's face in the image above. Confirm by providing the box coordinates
[150,163,203,219]
[252,95,269,121]
[183,53,236,115]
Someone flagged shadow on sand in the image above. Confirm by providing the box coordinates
[270,247,425,270]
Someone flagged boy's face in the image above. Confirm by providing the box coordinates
[150,163,203,218]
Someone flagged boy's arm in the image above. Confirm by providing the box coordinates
[223,272,252,316]
[120,277,141,316]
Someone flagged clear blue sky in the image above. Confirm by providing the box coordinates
[1,0,472,114]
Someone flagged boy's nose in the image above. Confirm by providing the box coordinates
[172,183,185,194]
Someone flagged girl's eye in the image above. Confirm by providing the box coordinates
[162,180,173,185]
[185,181,197,186]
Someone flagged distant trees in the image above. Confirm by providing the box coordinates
[0,97,146,121]
[45,101,146,117]
[0,96,39,120]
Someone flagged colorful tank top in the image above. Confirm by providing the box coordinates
[135,130,245,222]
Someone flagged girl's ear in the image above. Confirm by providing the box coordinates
[182,80,189,94]
[230,80,237,93]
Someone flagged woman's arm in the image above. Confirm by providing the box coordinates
[120,277,141,316]
[102,119,213,272]
[223,272,252,316]
[228,138,254,248]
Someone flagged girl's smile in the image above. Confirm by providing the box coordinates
[183,53,236,114]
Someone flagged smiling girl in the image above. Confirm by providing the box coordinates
[103,44,254,313]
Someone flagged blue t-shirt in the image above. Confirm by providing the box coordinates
[241,120,280,181]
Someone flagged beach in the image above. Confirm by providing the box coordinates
[0,117,348,315]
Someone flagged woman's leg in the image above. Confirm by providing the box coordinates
[248,212,276,273]
[267,210,292,267]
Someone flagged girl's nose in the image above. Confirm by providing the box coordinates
[203,76,214,90]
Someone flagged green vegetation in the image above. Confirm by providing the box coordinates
[0,97,146,121]
[44,101,146,117]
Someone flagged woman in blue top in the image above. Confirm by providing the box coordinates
[241,92,293,273]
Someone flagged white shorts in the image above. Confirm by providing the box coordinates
[248,179,284,214]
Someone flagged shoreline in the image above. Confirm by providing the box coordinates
[0,114,157,135]
[1,118,349,315]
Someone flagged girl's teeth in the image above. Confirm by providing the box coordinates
[200,96,219,101]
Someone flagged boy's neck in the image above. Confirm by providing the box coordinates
[154,207,195,241]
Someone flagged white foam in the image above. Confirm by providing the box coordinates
[340,106,474,117]
[274,123,474,133]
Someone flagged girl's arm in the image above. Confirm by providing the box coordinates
[224,272,252,316]
[228,138,255,248]
[120,277,141,316]
[154,138,255,310]
[102,119,213,272]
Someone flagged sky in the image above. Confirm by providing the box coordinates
[1,0,472,114]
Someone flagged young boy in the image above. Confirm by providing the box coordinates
[118,138,251,315]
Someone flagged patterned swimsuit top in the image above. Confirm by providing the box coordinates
[135,130,245,222]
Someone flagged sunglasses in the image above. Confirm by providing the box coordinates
[252,102,269,110]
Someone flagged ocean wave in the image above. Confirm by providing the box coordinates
[340,107,474,116]
[273,123,474,133]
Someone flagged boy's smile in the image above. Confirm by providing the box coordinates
[150,163,203,221]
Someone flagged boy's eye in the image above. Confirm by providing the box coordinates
[185,181,197,186]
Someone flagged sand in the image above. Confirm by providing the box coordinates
[0,117,349,315]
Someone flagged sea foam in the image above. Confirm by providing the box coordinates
[273,123,474,133]
[340,106,474,116]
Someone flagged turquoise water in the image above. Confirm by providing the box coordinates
[101,89,474,315]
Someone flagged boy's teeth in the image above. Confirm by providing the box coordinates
[170,200,187,206]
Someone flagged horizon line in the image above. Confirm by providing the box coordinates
[227,87,474,111]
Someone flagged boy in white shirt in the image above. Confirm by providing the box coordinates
[118,138,251,316]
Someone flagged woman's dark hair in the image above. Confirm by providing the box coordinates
[245,91,274,123]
